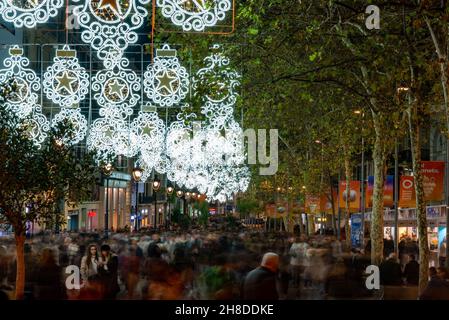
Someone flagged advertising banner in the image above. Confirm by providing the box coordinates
[339,181,361,212]
[422,161,445,201]
[305,195,320,214]
[320,189,338,214]
[350,213,362,248]
[366,175,394,208]
[399,176,415,208]
[399,161,445,207]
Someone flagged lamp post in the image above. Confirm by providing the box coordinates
[176,190,184,219]
[166,186,174,227]
[102,163,114,239]
[132,166,143,232]
[185,192,191,217]
[152,180,161,228]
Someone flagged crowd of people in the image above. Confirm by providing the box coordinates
[0,227,448,300]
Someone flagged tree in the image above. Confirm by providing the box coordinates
[0,88,98,299]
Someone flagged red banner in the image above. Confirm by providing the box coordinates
[399,161,445,208]
[422,161,445,201]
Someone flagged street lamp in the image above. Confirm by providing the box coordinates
[176,190,185,216]
[166,186,174,226]
[185,192,191,216]
[132,166,143,232]
[152,179,161,227]
[102,163,114,238]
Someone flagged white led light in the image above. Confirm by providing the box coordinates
[144,45,189,107]
[157,0,231,32]
[51,107,88,145]
[0,0,64,28]
[43,46,89,108]
[73,0,150,62]
[0,46,40,118]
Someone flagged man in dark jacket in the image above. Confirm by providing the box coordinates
[403,254,419,286]
[419,267,449,300]
[380,253,403,285]
[243,252,279,300]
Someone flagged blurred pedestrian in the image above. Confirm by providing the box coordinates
[243,252,279,300]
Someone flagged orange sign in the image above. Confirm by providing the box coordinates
[305,195,320,214]
[399,176,415,208]
[399,161,445,208]
[320,190,338,214]
[339,181,361,212]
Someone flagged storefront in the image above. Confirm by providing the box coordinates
[365,205,446,266]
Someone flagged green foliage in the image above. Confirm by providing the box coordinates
[236,198,259,218]
[194,201,210,226]
[0,96,98,236]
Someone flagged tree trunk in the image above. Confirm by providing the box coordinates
[344,150,351,248]
[14,232,26,300]
[371,112,387,265]
[408,101,429,294]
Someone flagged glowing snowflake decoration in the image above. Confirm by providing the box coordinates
[51,108,88,145]
[0,0,64,28]
[193,44,240,119]
[157,0,231,32]
[92,54,140,117]
[144,45,189,107]
[43,46,89,108]
[0,46,39,118]
[73,0,150,61]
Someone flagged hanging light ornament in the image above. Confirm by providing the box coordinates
[87,52,140,163]
[193,44,240,123]
[157,0,231,32]
[0,0,64,28]
[43,45,89,108]
[73,0,150,62]
[21,104,51,148]
[130,107,166,176]
[92,53,140,117]
[0,46,40,118]
[51,108,88,145]
[143,45,189,107]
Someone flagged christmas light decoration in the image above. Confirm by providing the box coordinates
[157,0,231,32]
[0,46,39,118]
[51,107,88,145]
[143,45,189,107]
[92,54,140,117]
[22,105,51,148]
[73,0,150,61]
[0,0,64,28]
[43,46,89,108]
[193,44,240,125]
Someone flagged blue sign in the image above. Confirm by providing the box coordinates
[351,214,362,248]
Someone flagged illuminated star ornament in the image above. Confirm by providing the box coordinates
[88,53,141,164]
[157,0,231,32]
[73,0,150,62]
[144,45,189,107]
[55,71,77,95]
[92,54,139,117]
[0,0,64,28]
[97,0,123,16]
[0,46,40,118]
[43,46,89,108]
[107,79,127,101]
